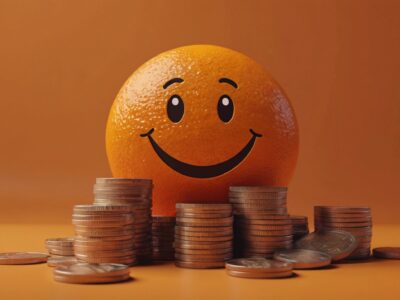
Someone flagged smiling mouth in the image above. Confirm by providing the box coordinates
[140,128,262,179]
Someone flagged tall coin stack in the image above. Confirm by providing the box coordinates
[72,205,136,265]
[290,215,309,240]
[314,206,372,260]
[174,203,234,269]
[229,186,293,258]
[93,178,153,263]
[152,216,175,261]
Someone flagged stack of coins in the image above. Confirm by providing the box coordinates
[53,263,131,284]
[152,216,175,261]
[93,178,153,263]
[45,238,74,257]
[229,186,292,258]
[174,203,234,269]
[314,206,372,260]
[225,257,293,279]
[290,215,309,240]
[72,205,136,265]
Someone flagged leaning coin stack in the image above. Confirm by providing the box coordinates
[45,238,77,267]
[152,216,175,261]
[229,186,293,258]
[290,215,309,240]
[174,203,234,269]
[314,206,372,260]
[93,178,153,263]
[72,205,136,265]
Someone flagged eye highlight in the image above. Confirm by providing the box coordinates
[217,95,234,123]
[167,95,184,123]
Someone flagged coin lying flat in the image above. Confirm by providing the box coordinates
[273,249,331,269]
[0,252,48,265]
[373,247,400,259]
[226,269,293,279]
[294,230,358,261]
[53,263,130,284]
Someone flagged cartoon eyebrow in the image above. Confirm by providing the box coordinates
[219,77,238,89]
[163,78,184,89]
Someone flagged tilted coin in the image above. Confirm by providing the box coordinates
[225,257,292,272]
[295,230,358,261]
[273,249,331,269]
[372,247,400,259]
[0,252,48,265]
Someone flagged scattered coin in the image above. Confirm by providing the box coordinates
[295,230,358,261]
[273,249,331,269]
[373,247,400,259]
[0,252,48,265]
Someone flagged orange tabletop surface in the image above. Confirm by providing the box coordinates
[1,223,400,300]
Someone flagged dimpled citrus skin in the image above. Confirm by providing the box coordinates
[106,45,299,216]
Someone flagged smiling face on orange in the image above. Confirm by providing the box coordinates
[106,45,299,216]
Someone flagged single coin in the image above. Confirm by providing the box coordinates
[235,219,292,225]
[226,269,293,279]
[175,226,232,233]
[372,247,400,259]
[176,203,232,209]
[47,256,78,267]
[314,212,371,218]
[0,252,48,265]
[174,241,233,250]
[314,206,370,211]
[174,230,233,238]
[152,216,176,222]
[315,227,372,235]
[235,224,292,230]
[175,247,233,255]
[75,249,135,258]
[225,257,292,272]
[174,234,232,242]
[237,229,293,237]
[95,177,152,185]
[175,253,233,262]
[295,230,358,261]
[175,260,225,269]
[314,221,372,227]
[45,237,74,247]
[176,212,232,219]
[233,209,288,216]
[229,186,288,192]
[176,219,233,227]
[229,194,287,201]
[236,234,293,242]
[48,249,75,256]
[273,249,331,269]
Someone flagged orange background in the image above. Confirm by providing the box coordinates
[0,0,399,224]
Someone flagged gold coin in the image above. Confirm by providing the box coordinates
[0,252,48,265]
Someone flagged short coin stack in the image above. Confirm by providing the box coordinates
[72,205,136,265]
[174,203,233,269]
[229,186,293,258]
[53,263,131,284]
[152,216,175,261]
[93,178,153,263]
[314,206,372,259]
[225,257,293,279]
[45,238,77,267]
[290,215,309,240]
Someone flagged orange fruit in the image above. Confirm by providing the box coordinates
[106,45,299,216]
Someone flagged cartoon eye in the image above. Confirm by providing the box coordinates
[167,95,184,123]
[217,95,234,123]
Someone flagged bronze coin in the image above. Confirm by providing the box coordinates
[176,203,232,210]
[175,260,225,269]
[176,212,232,219]
[174,234,232,242]
[175,248,233,255]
